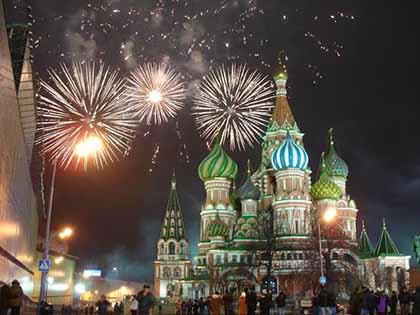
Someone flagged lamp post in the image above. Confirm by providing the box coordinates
[317,207,337,282]
[38,137,102,305]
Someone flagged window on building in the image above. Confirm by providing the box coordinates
[174,268,181,277]
[160,243,164,255]
[180,243,184,254]
[203,258,207,265]
[232,255,237,263]
[216,255,222,265]
[240,255,246,264]
[163,267,170,278]
[295,220,299,234]
[287,253,291,260]
[169,242,176,255]
[170,228,175,237]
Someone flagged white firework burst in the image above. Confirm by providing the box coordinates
[192,64,275,150]
[37,62,138,170]
[126,63,186,125]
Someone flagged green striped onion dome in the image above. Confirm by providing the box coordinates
[325,129,349,178]
[235,215,258,239]
[310,155,342,201]
[207,214,229,238]
[198,137,238,181]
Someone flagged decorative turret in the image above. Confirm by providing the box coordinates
[238,161,261,201]
[198,136,238,182]
[271,131,309,171]
[374,219,402,257]
[234,161,259,243]
[324,129,349,195]
[358,221,374,259]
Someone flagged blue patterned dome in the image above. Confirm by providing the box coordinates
[271,132,309,170]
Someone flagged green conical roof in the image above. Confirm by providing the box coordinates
[310,154,342,201]
[358,222,374,259]
[198,136,238,181]
[207,214,229,238]
[374,219,402,257]
[160,171,187,241]
[324,129,349,178]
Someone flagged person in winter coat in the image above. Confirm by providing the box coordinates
[389,291,398,315]
[238,292,247,315]
[399,287,411,315]
[198,298,205,315]
[8,280,23,315]
[130,296,138,315]
[186,299,193,315]
[412,287,420,315]
[327,291,337,315]
[210,292,222,315]
[96,295,111,315]
[0,284,10,315]
[317,287,329,315]
[176,299,183,315]
[246,287,257,315]
[259,290,270,315]
[222,290,234,315]
[376,291,388,315]
[348,287,361,315]
[136,285,154,315]
[275,291,286,315]
[193,300,199,315]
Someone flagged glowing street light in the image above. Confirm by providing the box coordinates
[318,207,337,283]
[54,256,64,264]
[58,227,73,240]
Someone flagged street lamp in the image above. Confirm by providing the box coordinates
[39,139,102,304]
[317,207,337,282]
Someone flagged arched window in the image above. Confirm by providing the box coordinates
[295,220,299,234]
[159,243,164,255]
[163,267,170,278]
[180,243,184,254]
[174,267,181,278]
[170,228,175,237]
[169,242,176,255]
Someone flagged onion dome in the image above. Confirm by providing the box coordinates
[238,160,260,200]
[325,128,349,178]
[310,154,342,201]
[271,131,309,170]
[207,214,229,238]
[198,136,238,181]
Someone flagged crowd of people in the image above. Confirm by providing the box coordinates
[0,280,24,315]
[174,286,287,315]
[348,286,420,315]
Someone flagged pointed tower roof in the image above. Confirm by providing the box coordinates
[374,219,402,257]
[358,221,374,259]
[270,55,297,130]
[160,171,187,241]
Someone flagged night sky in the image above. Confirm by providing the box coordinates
[3,0,420,282]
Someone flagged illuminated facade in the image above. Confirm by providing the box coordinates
[154,62,410,299]
[0,2,38,293]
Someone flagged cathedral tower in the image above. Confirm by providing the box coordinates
[197,137,238,253]
[154,172,191,297]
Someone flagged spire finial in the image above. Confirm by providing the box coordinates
[362,220,366,231]
[247,159,252,176]
[328,128,334,146]
[382,217,387,229]
[171,169,176,189]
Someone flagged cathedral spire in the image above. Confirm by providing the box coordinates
[160,172,187,241]
[271,52,296,129]
[358,221,374,258]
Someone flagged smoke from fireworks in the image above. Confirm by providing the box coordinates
[126,63,186,125]
[37,62,138,170]
[192,64,275,151]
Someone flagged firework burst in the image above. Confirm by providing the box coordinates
[37,62,138,170]
[192,64,275,150]
[126,63,186,125]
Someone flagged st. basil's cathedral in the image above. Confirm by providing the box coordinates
[153,63,410,299]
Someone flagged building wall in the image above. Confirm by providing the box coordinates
[0,1,38,293]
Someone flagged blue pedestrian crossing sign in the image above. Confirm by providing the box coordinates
[319,276,327,285]
[38,259,51,272]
